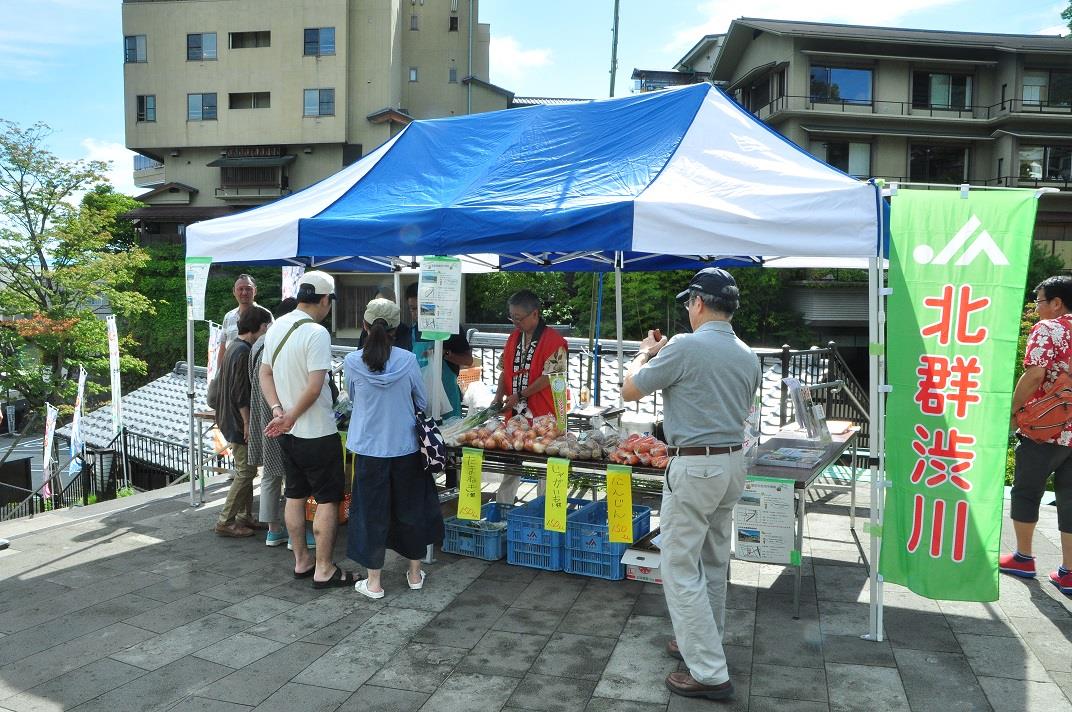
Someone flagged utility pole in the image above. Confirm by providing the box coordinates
[609,0,621,97]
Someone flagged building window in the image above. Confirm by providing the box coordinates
[304,88,335,116]
[409,67,418,82]
[136,95,156,122]
[410,14,419,30]
[187,93,217,121]
[304,27,335,56]
[810,140,870,178]
[912,72,972,110]
[909,144,967,183]
[134,155,163,171]
[1023,69,1072,107]
[228,92,271,109]
[449,16,459,31]
[221,166,278,187]
[449,66,458,83]
[809,65,872,105]
[124,35,147,63]
[1019,146,1072,181]
[187,33,217,61]
[229,31,270,49]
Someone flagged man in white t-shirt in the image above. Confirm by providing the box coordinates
[218,274,264,374]
[259,271,357,589]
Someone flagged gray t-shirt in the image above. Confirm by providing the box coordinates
[631,320,761,447]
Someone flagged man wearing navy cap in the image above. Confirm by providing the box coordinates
[623,267,761,702]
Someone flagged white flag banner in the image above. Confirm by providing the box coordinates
[185,257,212,320]
[107,315,122,436]
[69,366,86,457]
[206,322,222,383]
[282,266,305,299]
[43,403,58,473]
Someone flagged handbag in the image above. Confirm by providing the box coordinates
[1015,372,1072,442]
[415,409,448,474]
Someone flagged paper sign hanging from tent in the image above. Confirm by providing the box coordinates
[544,458,570,532]
[606,464,634,544]
[457,447,484,520]
[184,257,212,320]
[880,189,1036,602]
[206,322,222,383]
[417,256,462,340]
[106,315,123,437]
[282,266,305,299]
[733,475,795,564]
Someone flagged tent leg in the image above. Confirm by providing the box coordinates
[432,340,444,419]
[594,274,603,405]
[394,272,402,308]
[187,318,200,506]
[865,254,885,642]
[615,253,624,405]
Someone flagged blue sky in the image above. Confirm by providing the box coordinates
[0,0,1066,195]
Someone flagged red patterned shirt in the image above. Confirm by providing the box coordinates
[1023,313,1072,445]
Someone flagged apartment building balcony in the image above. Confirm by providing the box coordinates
[132,155,165,188]
[213,185,292,201]
[748,95,1072,124]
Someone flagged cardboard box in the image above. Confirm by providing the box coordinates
[621,527,662,584]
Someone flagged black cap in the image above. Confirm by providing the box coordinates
[676,267,739,303]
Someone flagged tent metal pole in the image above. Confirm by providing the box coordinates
[865,255,885,642]
[594,274,603,405]
[615,253,624,403]
[432,340,444,421]
[187,318,199,506]
[393,272,402,308]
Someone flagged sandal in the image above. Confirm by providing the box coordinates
[312,566,359,589]
[293,565,316,579]
[355,578,385,599]
[407,570,426,590]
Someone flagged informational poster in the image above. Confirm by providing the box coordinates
[416,256,462,340]
[880,189,1036,602]
[282,265,305,299]
[206,322,222,383]
[544,458,570,532]
[733,476,796,564]
[457,447,484,520]
[184,257,212,320]
[106,315,123,437]
[606,464,634,544]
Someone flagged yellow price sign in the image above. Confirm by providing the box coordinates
[544,457,570,533]
[606,464,634,544]
[457,447,484,520]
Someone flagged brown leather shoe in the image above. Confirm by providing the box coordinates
[666,638,683,660]
[214,523,254,538]
[665,672,734,700]
[237,519,269,531]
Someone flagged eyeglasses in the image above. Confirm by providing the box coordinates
[1033,297,1054,305]
[508,310,535,323]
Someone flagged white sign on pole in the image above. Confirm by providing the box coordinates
[67,366,87,481]
[184,257,212,320]
[282,266,305,299]
[733,476,796,564]
[106,315,123,436]
[206,322,222,383]
[42,403,58,473]
[416,256,462,337]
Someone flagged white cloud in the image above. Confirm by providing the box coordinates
[1,0,118,78]
[1036,24,1068,35]
[80,138,139,197]
[664,0,965,53]
[489,36,552,86]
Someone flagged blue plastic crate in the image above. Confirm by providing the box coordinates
[563,501,651,580]
[505,496,589,572]
[442,502,511,561]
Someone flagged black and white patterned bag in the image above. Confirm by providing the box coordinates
[415,409,448,474]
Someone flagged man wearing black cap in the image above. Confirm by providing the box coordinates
[622,267,761,702]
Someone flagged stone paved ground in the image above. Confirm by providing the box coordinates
[0,475,1070,712]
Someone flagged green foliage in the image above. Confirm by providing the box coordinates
[1064,1,1072,31]
[85,493,99,505]
[115,486,136,498]
[0,119,152,411]
[81,185,141,252]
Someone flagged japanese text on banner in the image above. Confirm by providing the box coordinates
[606,464,634,544]
[544,458,570,532]
[457,447,484,520]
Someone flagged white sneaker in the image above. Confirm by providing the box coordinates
[407,570,426,590]
[355,579,385,599]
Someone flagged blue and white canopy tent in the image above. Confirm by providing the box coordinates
[186,83,886,633]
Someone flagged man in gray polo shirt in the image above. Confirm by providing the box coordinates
[623,267,760,702]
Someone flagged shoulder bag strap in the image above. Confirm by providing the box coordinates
[268,318,315,367]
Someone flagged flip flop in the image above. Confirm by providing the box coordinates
[293,565,316,579]
[312,566,359,589]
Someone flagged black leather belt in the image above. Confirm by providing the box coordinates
[666,445,743,456]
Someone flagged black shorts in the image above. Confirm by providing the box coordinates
[1012,434,1072,533]
[279,433,345,503]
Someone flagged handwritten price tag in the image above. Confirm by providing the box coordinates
[457,447,484,520]
[606,464,634,544]
[544,458,570,533]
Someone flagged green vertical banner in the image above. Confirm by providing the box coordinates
[880,189,1037,601]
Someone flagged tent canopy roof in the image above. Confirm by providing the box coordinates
[187,83,881,271]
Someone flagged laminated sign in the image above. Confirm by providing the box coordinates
[457,447,484,520]
[880,190,1037,601]
[606,464,634,544]
[544,458,570,533]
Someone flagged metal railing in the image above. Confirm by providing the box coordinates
[747,94,1072,121]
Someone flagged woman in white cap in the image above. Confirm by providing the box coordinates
[344,298,444,598]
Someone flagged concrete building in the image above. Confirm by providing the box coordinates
[710,18,1072,260]
[122,0,510,242]
[631,34,723,93]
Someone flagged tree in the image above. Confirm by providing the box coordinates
[81,184,142,252]
[1063,1,1072,32]
[0,119,152,411]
